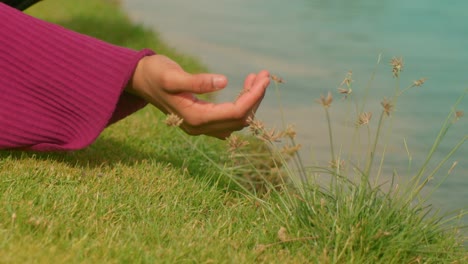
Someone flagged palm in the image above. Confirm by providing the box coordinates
[133,55,270,139]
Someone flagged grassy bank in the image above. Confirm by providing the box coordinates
[1,1,299,262]
[0,0,466,263]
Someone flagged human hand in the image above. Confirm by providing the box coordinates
[127,54,270,139]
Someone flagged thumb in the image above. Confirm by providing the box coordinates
[167,72,228,94]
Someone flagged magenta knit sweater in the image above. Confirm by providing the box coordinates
[0,3,155,151]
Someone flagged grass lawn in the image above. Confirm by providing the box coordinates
[0,0,466,263]
[1,1,299,262]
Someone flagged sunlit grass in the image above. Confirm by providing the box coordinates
[220,56,467,263]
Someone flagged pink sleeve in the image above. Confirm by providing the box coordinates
[0,3,155,151]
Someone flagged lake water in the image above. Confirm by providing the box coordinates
[122,0,466,219]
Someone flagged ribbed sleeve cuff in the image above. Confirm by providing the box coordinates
[0,4,155,151]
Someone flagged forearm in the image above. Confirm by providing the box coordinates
[0,3,154,151]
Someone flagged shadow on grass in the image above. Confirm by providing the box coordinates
[0,137,153,168]
[0,135,237,191]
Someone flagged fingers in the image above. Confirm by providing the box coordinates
[166,72,228,94]
[166,70,270,140]
[243,73,257,91]
[254,70,271,83]
[181,70,269,125]
[241,70,269,92]
[236,70,270,108]
[250,72,270,113]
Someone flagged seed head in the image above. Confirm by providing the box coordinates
[164,113,183,127]
[340,71,354,87]
[247,116,265,135]
[254,244,267,254]
[338,87,352,99]
[277,227,288,242]
[411,78,427,87]
[390,57,404,78]
[281,144,302,156]
[317,92,333,108]
[271,74,285,84]
[283,124,297,139]
[381,98,394,116]
[357,112,372,126]
[259,128,282,142]
[329,159,345,169]
[227,134,249,152]
[453,110,464,123]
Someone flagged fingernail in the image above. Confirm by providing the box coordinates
[213,76,226,89]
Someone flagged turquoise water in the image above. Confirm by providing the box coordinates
[122,0,466,216]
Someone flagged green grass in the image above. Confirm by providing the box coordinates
[0,0,466,263]
[1,1,301,262]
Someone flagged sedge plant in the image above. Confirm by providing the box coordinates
[167,55,467,263]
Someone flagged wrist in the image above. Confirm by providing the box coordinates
[125,56,149,98]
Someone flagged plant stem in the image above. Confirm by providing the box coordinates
[359,53,382,114]
[274,81,308,184]
[425,135,467,199]
[364,110,385,179]
[325,108,335,165]
[415,91,466,180]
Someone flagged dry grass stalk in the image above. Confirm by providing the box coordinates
[448,161,458,175]
[411,78,427,87]
[247,116,265,135]
[390,57,404,78]
[338,87,352,99]
[164,113,183,127]
[329,159,345,169]
[281,144,302,156]
[227,134,249,153]
[318,92,333,108]
[283,124,297,139]
[357,112,372,126]
[340,70,354,87]
[259,128,283,142]
[277,227,288,242]
[381,98,394,116]
[271,74,285,84]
